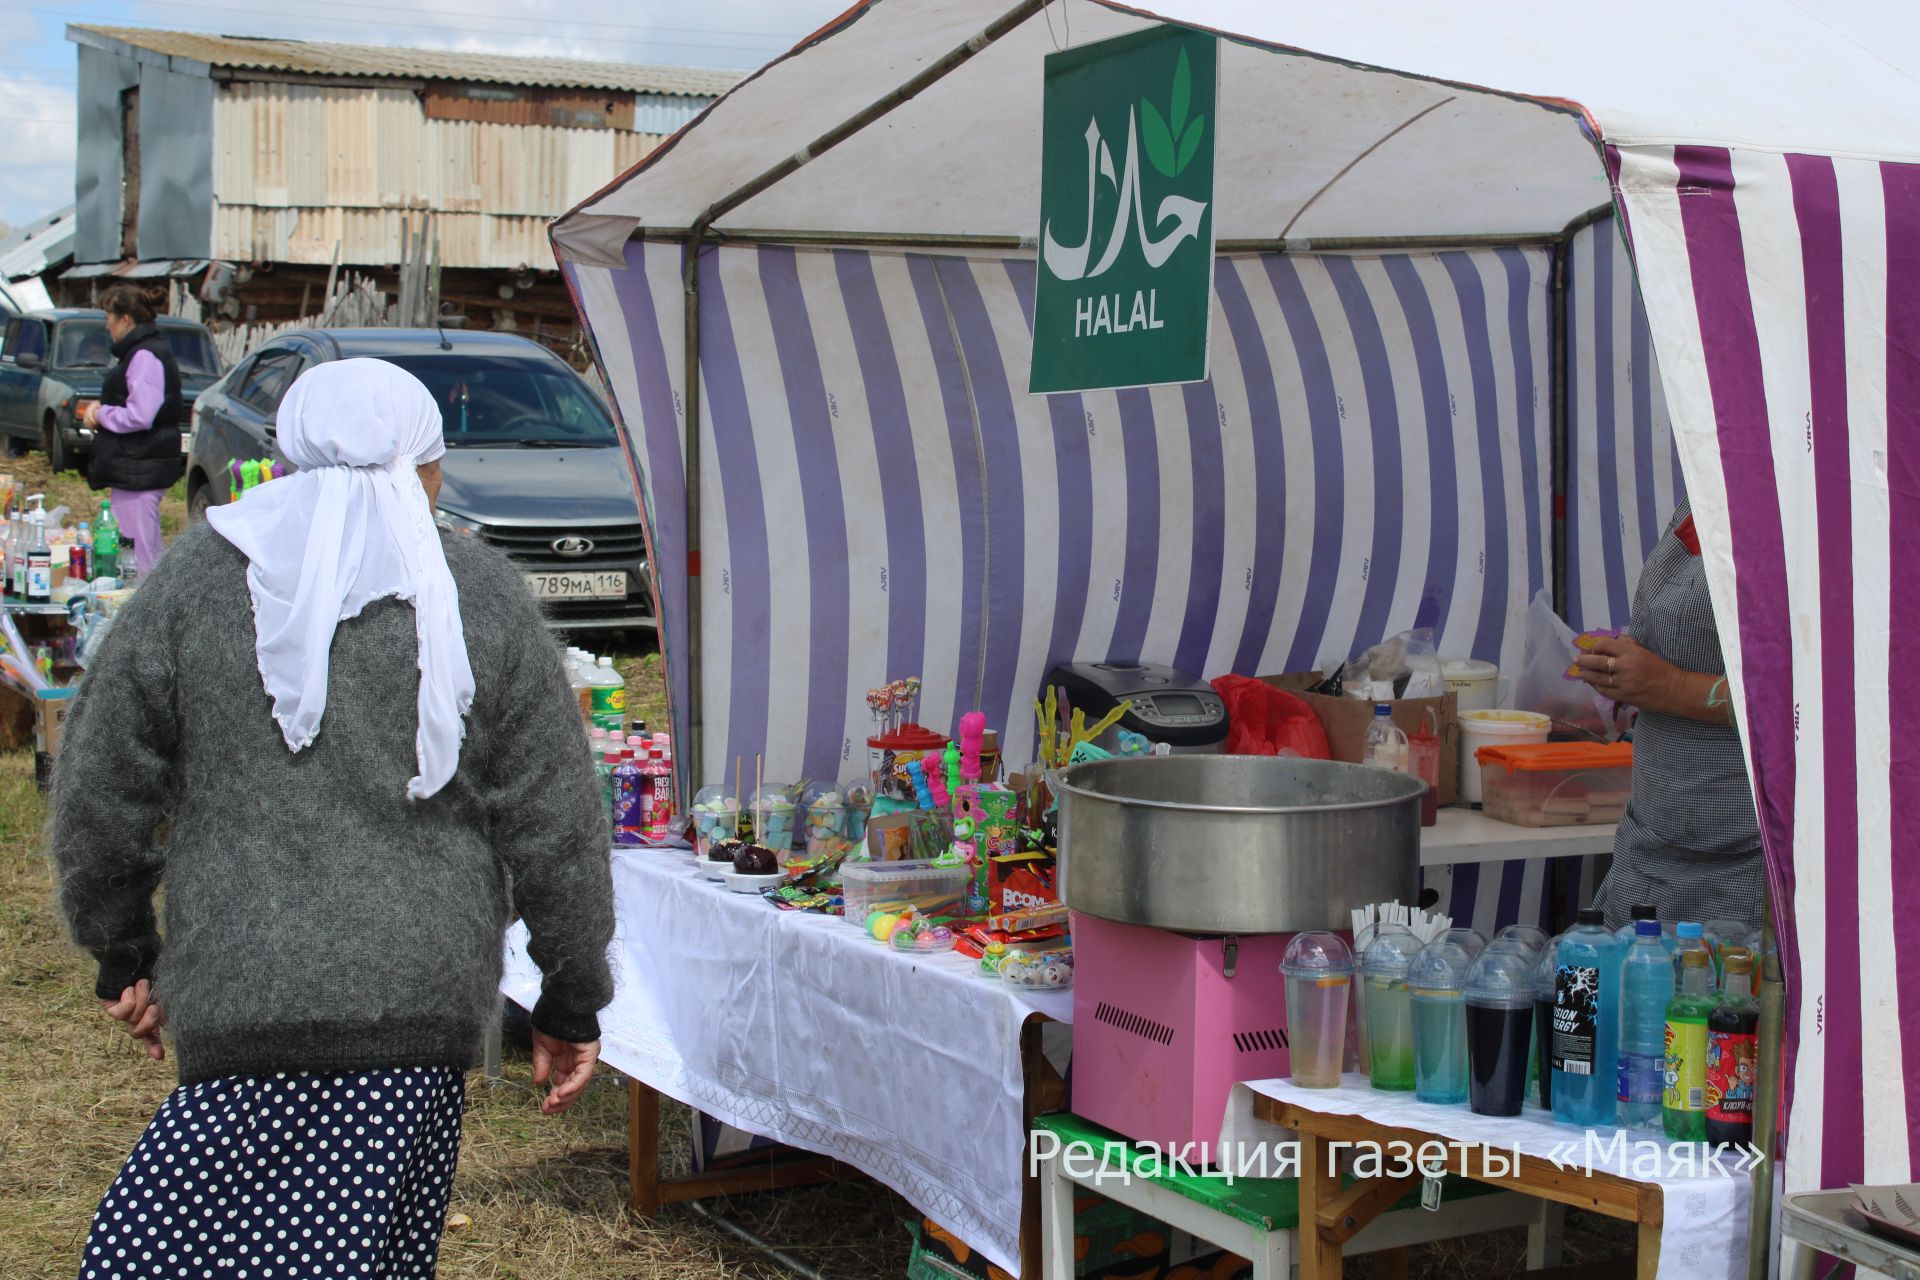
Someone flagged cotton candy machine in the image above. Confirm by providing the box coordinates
[1058,756,1423,1151]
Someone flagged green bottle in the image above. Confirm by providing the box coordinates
[94,498,121,580]
[1663,941,1715,1140]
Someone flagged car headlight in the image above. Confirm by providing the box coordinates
[435,510,483,537]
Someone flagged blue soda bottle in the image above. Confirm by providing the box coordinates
[1618,920,1672,1130]
[1551,908,1623,1127]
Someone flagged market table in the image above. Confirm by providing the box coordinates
[1421,808,1616,866]
[500,847,1072,1279]
[1217,1077,1753,1280]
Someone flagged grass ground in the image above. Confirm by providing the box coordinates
[0,449,1635,1279]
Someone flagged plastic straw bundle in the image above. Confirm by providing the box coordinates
[0,612,49,694]
[1351,900,1453,949]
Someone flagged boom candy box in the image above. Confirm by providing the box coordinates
[989,847,1058,914]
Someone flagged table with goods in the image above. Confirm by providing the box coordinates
[0,476,140,784]
[503,620,1707,1276]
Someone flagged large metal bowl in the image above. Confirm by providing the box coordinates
[1057,755,1423,935]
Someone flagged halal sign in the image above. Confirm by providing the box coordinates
[1029,25,1217,394]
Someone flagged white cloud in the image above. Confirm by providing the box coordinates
[0,74,79,229]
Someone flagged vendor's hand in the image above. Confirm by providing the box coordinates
[102,979,166,1062]
[530,1030,598,1115]
[79,401,100,428]
[1573,634,1679,711]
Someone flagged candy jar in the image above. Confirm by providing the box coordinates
[800,781,854,862]
[690,785,739,861]
[841,777,875,844]
[751,786,799,867]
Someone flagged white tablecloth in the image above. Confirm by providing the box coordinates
[501,849,1072,1277]
[1218,1077,1752,1280]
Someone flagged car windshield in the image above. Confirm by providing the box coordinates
[379,353,618,447]
[53,322,114,369]
[49,322,221,377]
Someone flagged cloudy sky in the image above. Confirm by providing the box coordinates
[0,0,848,232]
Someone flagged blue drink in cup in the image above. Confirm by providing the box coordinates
[1410,932,1479,1105]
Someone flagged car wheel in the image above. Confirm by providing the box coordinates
[42,414,70,473]
[187,480,215,523]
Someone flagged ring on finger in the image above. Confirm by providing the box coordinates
[1607,656,1618,675]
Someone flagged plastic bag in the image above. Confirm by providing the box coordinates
[1338,628,1444,700]
[1509,591,1625,739]
[1211,675,1332,759]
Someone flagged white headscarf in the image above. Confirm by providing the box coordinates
[207,357,476,799]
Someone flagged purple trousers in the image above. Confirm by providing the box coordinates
[109,488,165,578]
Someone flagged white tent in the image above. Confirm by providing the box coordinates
[552,3,1920,1271]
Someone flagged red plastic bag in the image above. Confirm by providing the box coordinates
[1210,675,1332,759]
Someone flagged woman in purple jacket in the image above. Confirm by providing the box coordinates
[79,285,184,577]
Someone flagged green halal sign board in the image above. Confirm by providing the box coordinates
[1030,25,1217,394]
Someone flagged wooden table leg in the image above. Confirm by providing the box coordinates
[1037,1151,1075,1280]
[1637,1221,1661,1280]
[1299,1133,1345,1280]
[628,1077,662,1217]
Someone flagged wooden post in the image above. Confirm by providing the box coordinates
[628,1078,662,1216]
[1299,1134,1345,1280]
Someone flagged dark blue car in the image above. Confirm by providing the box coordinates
[186,328,653,634]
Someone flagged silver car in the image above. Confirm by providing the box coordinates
[185,328,653,633]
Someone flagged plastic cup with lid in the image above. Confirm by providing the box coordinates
[1410,936,1477,1104]
[1351,921,1415,1075]
[1363,931,1425,1091]
[1466,947,1539,1115]
[1494,924,1551,956]
[1282,932,1354,1088]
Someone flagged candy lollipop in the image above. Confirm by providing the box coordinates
[958,711,986,784]
[943,741,962,805]
[905,675,923,727]
[906,759,936,810]
[925,759,950,810]
[890,681,913,734]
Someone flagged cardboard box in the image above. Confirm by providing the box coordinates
[988,848,1058,914]
[33,686,77,791]
[1259,672,1461,805]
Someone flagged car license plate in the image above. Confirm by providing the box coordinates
[525,570,627,601]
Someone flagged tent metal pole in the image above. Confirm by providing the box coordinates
[632,228,1572,254]
[1549,237,1570,619]
[1750,902,1786,1280]
[681,242,706,786]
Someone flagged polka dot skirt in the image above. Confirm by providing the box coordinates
[79,1068,465,1280]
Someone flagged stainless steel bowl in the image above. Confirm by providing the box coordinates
[1057,755,1423,934]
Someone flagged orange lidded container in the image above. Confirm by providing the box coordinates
[1474,742,1634,828]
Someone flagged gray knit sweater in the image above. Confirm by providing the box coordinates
[50,523,615,1085]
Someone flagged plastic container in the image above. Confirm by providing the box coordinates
[690,785,739,859]
[1435,927,1487,959]
[1673,920,1719,996]
[1466,946,1537,1116]
[1618,920,1672,1130]
[1409,936,1476,1105]
[1615,903,1677,952]
[750,787,799,866]
[1440,657,1500,712]
[612,752,645,846]
[1363,704,1408,772]
[842,777,876,844]
[1457,709,1551,805]
[800,782,859,862]
[1551,908,1623,1127]
[1494,924,1550,956]
[1282,932,1354,1088]
[1000,950,1074,990]
[839,858,972,923]
[1476,742,1634,827]
[1706,951,1760,1147]
[1351,921,1415,1076]
[1408,709,1441,828]
[1363,930,1424,1091]
[587,655,626,735]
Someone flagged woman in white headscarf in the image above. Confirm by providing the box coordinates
[51,358,615,1280]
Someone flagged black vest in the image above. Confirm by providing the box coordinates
[90,323,186,493]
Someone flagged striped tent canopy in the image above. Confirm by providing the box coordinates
[553,1,1920,1266]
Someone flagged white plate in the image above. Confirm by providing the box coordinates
[524,569,627,601]
[724,869,787,894]
[699,859,730,881]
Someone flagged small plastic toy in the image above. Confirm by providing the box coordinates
[906,760,936,811]
[999,950,1074,990]
[889,919,956,954]
[979,941,1009,976]
[958,711,987,784]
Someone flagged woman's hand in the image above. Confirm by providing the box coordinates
[102,978,165,1062]
[530,1029,599,1114]
[1572,634,1684,712]
[80,401,100,429]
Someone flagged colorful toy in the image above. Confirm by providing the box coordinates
[889,919,957,954]
[999,949,1074,990]
[958,711,987,784]
[906,760,936,811]
[943,741,963,804]
[979,941,1009,976]
[934,815,973,869]
[924,758,950,810]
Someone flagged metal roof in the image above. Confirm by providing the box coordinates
[68,24,743,98]
[0,206,75,282]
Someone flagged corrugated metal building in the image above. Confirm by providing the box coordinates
[63,24,736,336]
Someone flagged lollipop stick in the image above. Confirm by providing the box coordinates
[734,756,743,838]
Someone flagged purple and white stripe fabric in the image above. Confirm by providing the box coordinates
[1613,143,1918,1230]
[1565,218,1687,632]
[577,241,1553,784]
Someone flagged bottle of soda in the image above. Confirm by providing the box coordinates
[94,498,121,580]
[645,733,674,840]
[1664,937,1716,1140]
[1551,908,1622,1128]
[611,750,645,846]
[1706,950,1760,1148]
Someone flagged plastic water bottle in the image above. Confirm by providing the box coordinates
[94,498,120,580]
[1362,704,1407,772]
[1551,908,1622,1127]
[1614,903,1675,954]
[1664,940,1716,1140]
[1618,920,1672,1130]
[588,655,626,735]
[1673,920,1718,996]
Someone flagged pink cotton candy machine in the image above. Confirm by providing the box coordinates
[1059,756,1421,1153]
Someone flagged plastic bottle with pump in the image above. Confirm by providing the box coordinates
[1362,705,1407,772]
[1618,919,1672,1130]
[24,495,51,605]
[93,498,120,580]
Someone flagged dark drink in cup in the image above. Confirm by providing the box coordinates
[1466,948,1539,1116]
